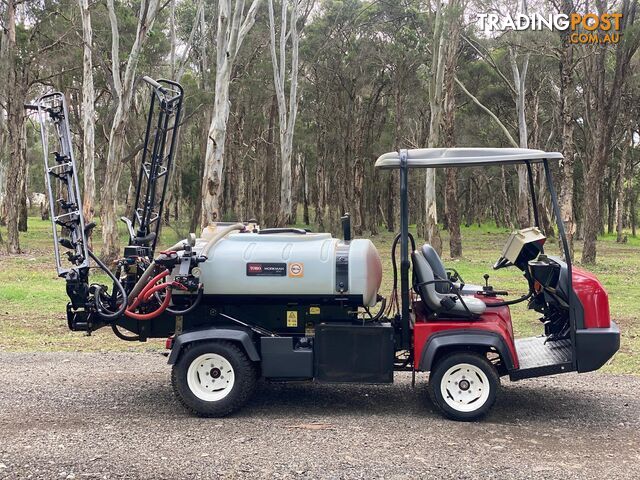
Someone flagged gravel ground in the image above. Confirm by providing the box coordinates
[0,352,638,480]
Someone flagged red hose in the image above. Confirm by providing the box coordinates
[125,287,172,320]
[142,282,173,302]
[125,269,174,321]
[128,269,170,311]
[139,269,170,296]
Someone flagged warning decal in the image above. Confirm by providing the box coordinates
[289,262,304,278]
[286,311,298,327]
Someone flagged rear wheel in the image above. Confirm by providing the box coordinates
[429,351,499,421]
[171,341,258,417]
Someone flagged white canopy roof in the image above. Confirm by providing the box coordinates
[374,148,563,169]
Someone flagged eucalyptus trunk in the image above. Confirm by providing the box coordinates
[441,0,463,258]
[581,0,638,264]
[616,134,630,243]
[200,0,262,228]
[79,0,96,224]
[423,0,445,254]
[100,0,161,261]
[509,46,531,228]
[3,0,28,253]
[558,11,576,257]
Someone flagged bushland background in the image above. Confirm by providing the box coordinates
[0,1,638,372]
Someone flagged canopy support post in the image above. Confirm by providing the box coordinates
[525,160,540,229]
[544,159,581,353]
[399,149,411,350]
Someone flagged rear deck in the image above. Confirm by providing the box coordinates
[510,336,573,380]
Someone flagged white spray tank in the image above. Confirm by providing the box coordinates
[194,227,383,307]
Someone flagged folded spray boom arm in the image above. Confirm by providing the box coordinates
[26,92,90,281]
[26,76,184,328]
[127,78,184,257]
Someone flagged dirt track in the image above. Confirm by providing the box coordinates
[0,352,638,479]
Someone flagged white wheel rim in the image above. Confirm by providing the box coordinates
[440,363,490,413]
[187,353,235,402]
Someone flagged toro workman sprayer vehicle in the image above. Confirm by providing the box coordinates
[26,77,620,421]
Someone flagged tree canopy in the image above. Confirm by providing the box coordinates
[0,0,638,264]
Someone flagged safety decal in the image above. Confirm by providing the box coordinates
[286,311,298,327]
[305,322,315,337]
[309,306,320,314]
[288,262,304,278]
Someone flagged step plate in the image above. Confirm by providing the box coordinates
[511,336,573,380]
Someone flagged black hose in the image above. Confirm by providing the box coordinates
[391,232,416,284]
[111,324,140,341]
[388,232,416,316]
[152,284,204,316]
[88,249,127,319]
[369,297,386,321]
[484,290,533,307]
[166,286,204,315]
[391,234,400,289]
[94,287,117,315]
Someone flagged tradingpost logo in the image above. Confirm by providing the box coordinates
[477,12,623,44]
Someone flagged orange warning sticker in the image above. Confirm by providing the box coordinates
[289,262,304,278]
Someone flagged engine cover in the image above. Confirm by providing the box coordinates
[195,232,382,307]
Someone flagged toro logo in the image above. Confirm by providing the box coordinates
[247,263,263,274]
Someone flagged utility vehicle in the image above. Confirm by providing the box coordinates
[27,77,619,421]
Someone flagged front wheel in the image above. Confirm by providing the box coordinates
[428,351,499,421]
[171,341,258,417]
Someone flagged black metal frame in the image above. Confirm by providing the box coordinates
[543,159,578,369]
[399,150,411,349]
[525,160,540,228]
[396,151,575,355]
[27,92,90,278]
[128,77,184,256]
[27,76,184,328]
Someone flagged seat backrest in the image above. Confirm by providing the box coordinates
[421,244,449,294]
[411,251,445,312]
[412,250,487,318]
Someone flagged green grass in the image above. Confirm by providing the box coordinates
[0,217,171,352]
[0,217,638,374]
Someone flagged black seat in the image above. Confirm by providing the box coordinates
[421,244,449,293]
[420,244,483,296]
[411,250,486,317]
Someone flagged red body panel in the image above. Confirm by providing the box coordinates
[412,297,518,371]
[572,267,611,329]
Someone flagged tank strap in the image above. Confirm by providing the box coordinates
[335,243,351,293]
